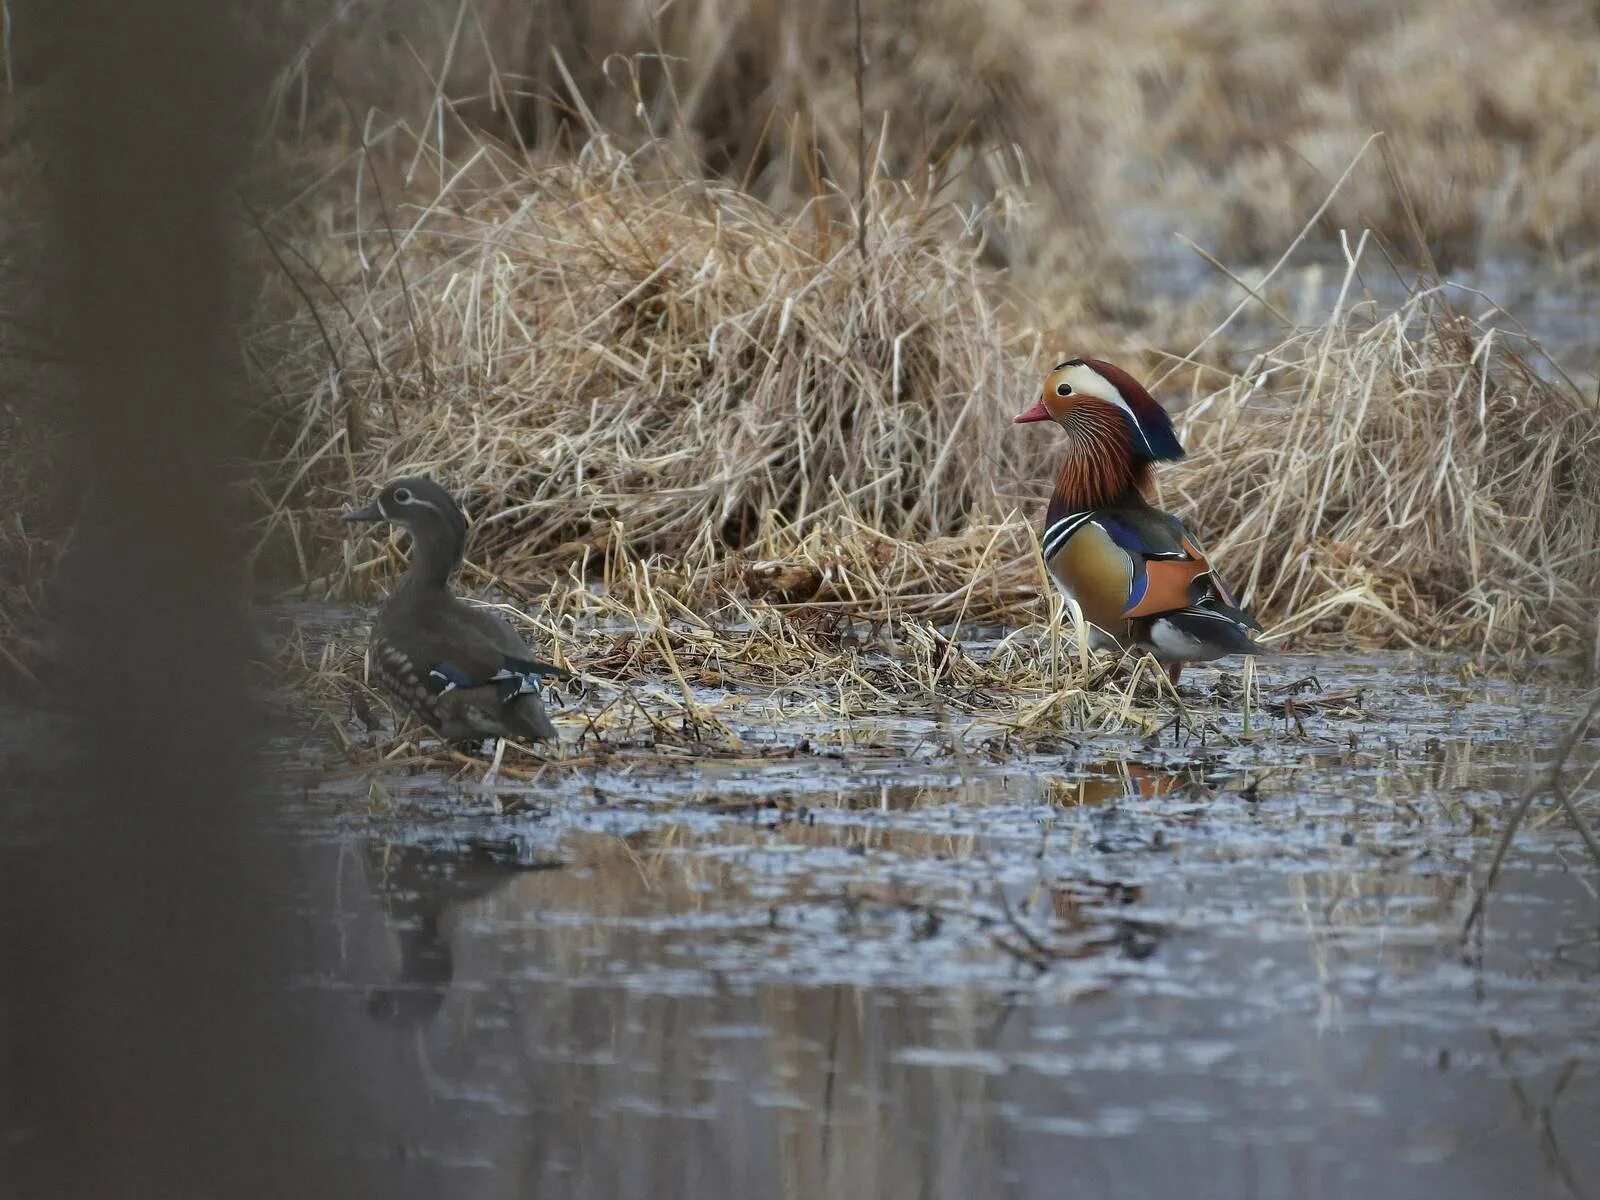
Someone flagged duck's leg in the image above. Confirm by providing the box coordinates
[1166,662,1185,688]
[483,736,507,785]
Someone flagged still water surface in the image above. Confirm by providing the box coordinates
[268,654,1598,1199]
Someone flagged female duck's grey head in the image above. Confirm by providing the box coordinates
[343,476,469,585]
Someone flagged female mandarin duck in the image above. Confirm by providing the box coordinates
[343,476,569,744]
[1015,358,1264,683]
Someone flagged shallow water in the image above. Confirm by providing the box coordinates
[2,639,1594,1195]
[245,648,1600,1199]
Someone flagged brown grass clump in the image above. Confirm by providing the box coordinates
[250,137,1036,596]
[1166,271,1600,654]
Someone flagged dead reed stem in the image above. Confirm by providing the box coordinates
[1461,692,1600,938]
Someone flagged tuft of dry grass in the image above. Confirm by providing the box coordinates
[1166,262,1600,655]
[249,138,1038,598]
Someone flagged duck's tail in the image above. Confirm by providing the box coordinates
[491,656,567,741]
[507,692,558,741]
[1146,600,1271,662]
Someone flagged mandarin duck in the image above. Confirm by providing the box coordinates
[1015,358,1264,683]
[343,476,568,743]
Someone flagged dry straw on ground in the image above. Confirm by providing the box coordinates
[285,566,1339,778]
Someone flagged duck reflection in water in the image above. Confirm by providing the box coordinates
[1040,760,1202,963]
[362,839,560,1024]
[1050,759,1211,808]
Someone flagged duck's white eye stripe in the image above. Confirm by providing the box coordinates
[1094,388,1156,457]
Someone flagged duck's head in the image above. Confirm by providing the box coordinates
[343,476,468,578]
[1014,358,1185,464]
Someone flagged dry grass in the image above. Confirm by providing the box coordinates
[7,1,1600,691]
[268,0,1600,287]
[249,138,1039,594]
[251,115,1600,664]
[1167,263,1600,655]
[284,566,1308,778]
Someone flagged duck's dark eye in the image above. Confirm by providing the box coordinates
[1055,382,1074,397]
[392,487,413,504]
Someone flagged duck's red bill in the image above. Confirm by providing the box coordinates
[1013,401,1051,424]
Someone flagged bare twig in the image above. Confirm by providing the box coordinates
[852,0,867,261]
[343,96,430,392]
[1461,694,1600,938]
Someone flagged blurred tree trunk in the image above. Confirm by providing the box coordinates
[0,3,351,1196]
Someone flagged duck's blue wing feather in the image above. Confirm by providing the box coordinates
[425,655,569,701]
[489,656,571,702]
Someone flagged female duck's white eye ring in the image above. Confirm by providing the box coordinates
[1055,382,1074,397]
[393,487,413,504]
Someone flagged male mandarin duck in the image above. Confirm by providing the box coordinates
[343,476,569,743]
[1014,358,1264,683]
